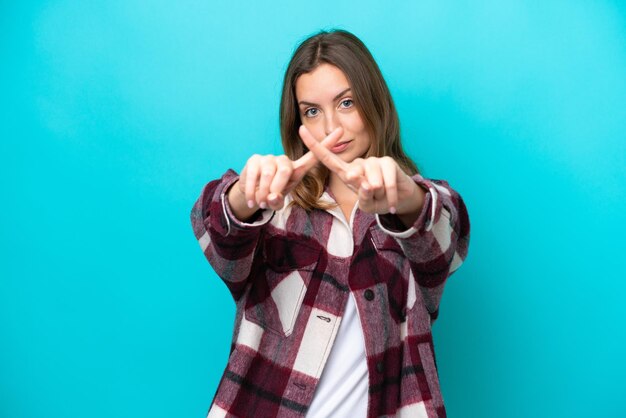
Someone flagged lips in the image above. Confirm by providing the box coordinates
[331,139,352,153]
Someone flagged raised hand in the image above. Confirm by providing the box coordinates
[298,125,424,219]
[228,127,344,220]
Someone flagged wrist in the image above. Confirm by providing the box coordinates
[396,180,426,216]
[227,180,260,221]
[395,180,426,228]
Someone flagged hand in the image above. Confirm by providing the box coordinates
[228,127,344,219]
[298,125,424,218]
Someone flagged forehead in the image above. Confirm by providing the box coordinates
[295,63,350,101]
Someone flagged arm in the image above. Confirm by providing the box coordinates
[376,174,471,321]
[297,125,470,320]
[190,129,346,300]
[190,169,274,300]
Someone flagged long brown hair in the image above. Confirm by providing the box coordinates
[279,29,419,211]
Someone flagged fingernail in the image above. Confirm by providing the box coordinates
[268,193,277,202]
[247,200,254,208]
[389,206,397,214]
[259,202,267,209]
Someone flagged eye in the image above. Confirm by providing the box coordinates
[304,108,319,118]
[339,99,354,108]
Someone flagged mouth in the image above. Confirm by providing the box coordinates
[331,139,353,153]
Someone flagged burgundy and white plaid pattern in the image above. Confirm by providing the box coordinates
[190,169,470,418]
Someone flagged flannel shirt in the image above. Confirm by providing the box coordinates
[190,169,470,418]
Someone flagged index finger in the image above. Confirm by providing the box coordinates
[292,149,317,173]
[293,126,344,172]
[298,125,347,174]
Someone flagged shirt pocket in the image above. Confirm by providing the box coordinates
[244,236,321,337]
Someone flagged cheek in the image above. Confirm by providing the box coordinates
[343,113,367,135]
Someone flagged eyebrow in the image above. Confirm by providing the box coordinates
[298,88,352,107]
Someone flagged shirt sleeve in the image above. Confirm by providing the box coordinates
[190,168,274,300]
[375,173,471,321]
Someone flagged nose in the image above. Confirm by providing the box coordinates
[324,111,340,137]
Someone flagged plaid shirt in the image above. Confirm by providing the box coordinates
[190,169,470,418]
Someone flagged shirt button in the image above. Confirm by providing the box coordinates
[376,362,384,373]
[364,289,375,301]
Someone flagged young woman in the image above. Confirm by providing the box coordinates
[191,29,470,418]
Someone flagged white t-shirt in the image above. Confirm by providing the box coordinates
[305,293,368,417]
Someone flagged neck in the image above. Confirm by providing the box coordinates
[328,173,357,203]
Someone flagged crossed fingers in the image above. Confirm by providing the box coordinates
[298,125,402,214]
[239,127,344,210]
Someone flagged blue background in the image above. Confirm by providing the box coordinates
[2,1,625,417]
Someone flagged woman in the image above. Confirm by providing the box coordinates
[191,29,470,418]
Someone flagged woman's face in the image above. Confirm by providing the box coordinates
[295,63,371,162]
